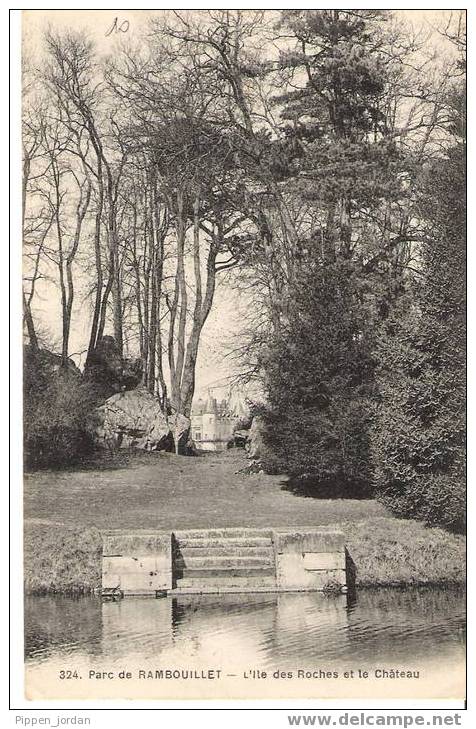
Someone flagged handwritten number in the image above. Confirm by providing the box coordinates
[105,18,129,37]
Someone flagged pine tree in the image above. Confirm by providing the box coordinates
[257,10,400,492]
[275,9,401,261]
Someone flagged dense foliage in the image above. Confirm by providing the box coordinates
[259,260,376,495]
[371,91,466,532]
[24,348,100,469]
[254,13,465,531]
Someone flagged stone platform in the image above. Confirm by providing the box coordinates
[102,527,347,596]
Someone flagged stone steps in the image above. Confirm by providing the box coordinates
[175,574,277,590]
[177,567,276,579]
[175,554,275,569]
[169,585,280,595]
[101,527,347,596]
[175,536,273,549]
[173,528,273,540]
[178,545,274,558]
[173,528,276,592]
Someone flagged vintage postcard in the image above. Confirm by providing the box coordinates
[18,7,466,703]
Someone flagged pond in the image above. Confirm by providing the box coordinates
[24,588,465,700]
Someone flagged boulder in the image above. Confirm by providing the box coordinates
[94,387,170,451]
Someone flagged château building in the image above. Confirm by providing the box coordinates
[191,389,249,452]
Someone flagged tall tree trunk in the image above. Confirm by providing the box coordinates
[22,153,39,351]
[168,187,187,411]
[49,159,70,367]
[64,180,90,366]
[180,212,219,417]
[175,190,188,411]
[85,160,104,369]
[105,164,123,355]
[152,173,166,402]
[23,291,38,351]
[147,239,157,392]
[129,198,145,367]
[97,262,114,344]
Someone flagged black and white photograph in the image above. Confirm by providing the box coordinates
[16,6,466,703]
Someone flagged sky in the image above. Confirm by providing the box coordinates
[21,9,458,400]
[22,9,455,53]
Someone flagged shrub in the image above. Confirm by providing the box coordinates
[260,400,374,495]
[24,349,101,469]
[372,297,465,533]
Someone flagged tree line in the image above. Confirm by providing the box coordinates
[23,10,465,531]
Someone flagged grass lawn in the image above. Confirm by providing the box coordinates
[24,450,466,593]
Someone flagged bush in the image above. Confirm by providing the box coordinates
[371,298,465,533]
[24,349,101,469]
[260,400,374,495]
[378,474,465,534]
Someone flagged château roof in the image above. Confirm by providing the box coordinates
[191,388,249,418]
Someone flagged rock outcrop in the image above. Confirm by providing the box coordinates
[94,388,192,453]
[84,336,142,398]
[248,415,266,460]
[94,387,170,450]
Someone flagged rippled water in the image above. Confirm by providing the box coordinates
[24,588,465,700]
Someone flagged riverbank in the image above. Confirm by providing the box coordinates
[24,450,465,593]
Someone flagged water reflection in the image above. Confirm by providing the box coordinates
[25,595,103,662]
[25,588,465,676]
[343,589,466,668]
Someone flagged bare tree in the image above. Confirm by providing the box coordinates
[44,30,127,361]
[22,84,51,350]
